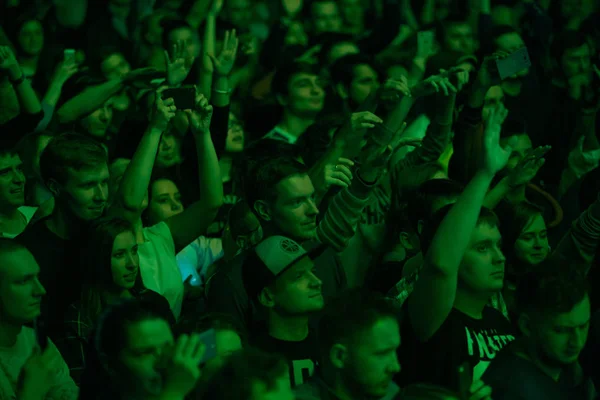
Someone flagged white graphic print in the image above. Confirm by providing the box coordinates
[465,327,516,381]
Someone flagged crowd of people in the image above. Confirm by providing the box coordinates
[1,0,600,399]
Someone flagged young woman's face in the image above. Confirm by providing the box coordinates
[147,179,184,225]
[111,231,139,290]
[18,20,44,56]
[225,113,244,153]
[514,214,549,266]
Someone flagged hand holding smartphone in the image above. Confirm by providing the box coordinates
[64,49,76,64]
[163,86,196,109]
[496,47,531,80]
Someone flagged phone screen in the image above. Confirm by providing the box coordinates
[199,328,218,365]
[496,47,531,80]
[163,87,195,109]
[64,49,76,63]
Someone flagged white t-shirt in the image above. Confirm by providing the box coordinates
[138,222,184,319]
[0,207,38,239]
[0,327,78,400]
[176,236,224,287]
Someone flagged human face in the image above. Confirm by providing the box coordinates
[349,64,379,105]
[250,374,295,400]
[0,154,25,211]
[225,114,244,153]
[115,319,175,397]
[271,256,324,315]
[271,174,319,241]
[156,131,181,168]
[514,214,549,266]
[339,0,364,27]
[80,103,113,138]
[482,86,504,121]
[501,134,532,170]
[459,223,506,293]
[495,32,528,77]
[283,74,325,117]
[147,179,184,225]
[533,295,591,366]
[328,42,360,65]
[59,164,109,221]
[0,248,46,324]
[285,22,309,47]
[444,23,475,54]
[203,329,243,375]
[111,231,139,290]
[311,1,342,35]
[561,44,592,81]
[225,0,252,27]
[345,317,401,397]
[168,27,200,59]
[18,20,44,56]
[101,53,131,81]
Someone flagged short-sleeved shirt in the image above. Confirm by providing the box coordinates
[397,307,516,392]
[0,327,79,400]
[138,222,184,319]
[175,236,223,286]
[0,207,38,238]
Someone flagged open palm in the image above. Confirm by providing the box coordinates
[165,41,194,86]
[0,46,18,71]
[208,30,239,77]
[482,104,511,175]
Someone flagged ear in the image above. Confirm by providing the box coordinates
[254,200,271,222]
[46,178,61,198]
[518,313,532,337]
[276,94,288,107]
[399,231,414,250]
[258,286,276,308]
[329,343,348,369]
[335,83,348,99]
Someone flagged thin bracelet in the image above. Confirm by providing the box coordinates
[212,88,232,94]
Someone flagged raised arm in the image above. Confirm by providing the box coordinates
[408,105,512,341]
[0,46,42,115]
[166,94,223,253]
[57,79,123,123]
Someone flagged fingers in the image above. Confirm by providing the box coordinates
[469,384,493,400]
[336,157,355,168]
[334,164,353,182]
[327,177,351,188]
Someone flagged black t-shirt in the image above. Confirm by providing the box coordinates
[205,245,347,334]
[397,307,516,392]
[483,343,597,400]
[251,329,318,387]
[18,218,82,341]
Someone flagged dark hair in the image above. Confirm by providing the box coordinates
[228,200,259,239]
[15,130,59,179]
[495,201,545,268]
[551,30,590,61]
[79,299,173,400]
[243,156,308,211]
[143,170,184,225]
[318,33,357,65]
[79,217,142,325]
[198,347,287,399]
[39,133,107,186]
[406,178,464,233]
[317,289,398,362]
[329,53,381,88]
[0,239,29,276]
[176,312,245,342]
[516,261,589,316]
[161,18,193,50]
[436,14,470,45]
[420,205,499,254]
[271,62,321,97]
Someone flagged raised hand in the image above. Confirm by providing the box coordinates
[476,51,509,89]
[412,71,458,97]
[51,59,79,86]
[207,30,239,77]
[149,88,177,132]
[507,145,551,188]
[161,334,205,398]
[165,41,195,86]
[380,76,412,105]
[481,104,512,176]
[568,136,600,178]
[324,158,354,189]
[185,92,213,134]
[351,111,384,132]
[0,46,21,78]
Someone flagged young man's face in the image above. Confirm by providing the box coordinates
[458,223,506,293]
[0,248,46,325]
[147,179,184,226]
[270,174,319,242]
[101,53,131,81]
[532,295,591,366]
[311,1,342,35]
[501,133,532,171]
[344,317,401,397]
[114,318,175,397]
[514,214,549,266]
[111,231,139,290]
[281,73,325,117]
[59,164,110,221]
[80,103,114,138]
[444,23,475,54]
[0,153,26,211]
[348,64,380,106]
[561,44,592,82]
[270,256,324,315]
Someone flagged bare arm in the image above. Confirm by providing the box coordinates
[57,79,123,123]
[0,46,42,115]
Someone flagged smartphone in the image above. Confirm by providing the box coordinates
[64,49,76,64]
[163,86,195,109]
[34,318,48,351]
[496,47,531,80]
[199,328,218,365]
[417,31,435,58]
[457,362,472,400]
